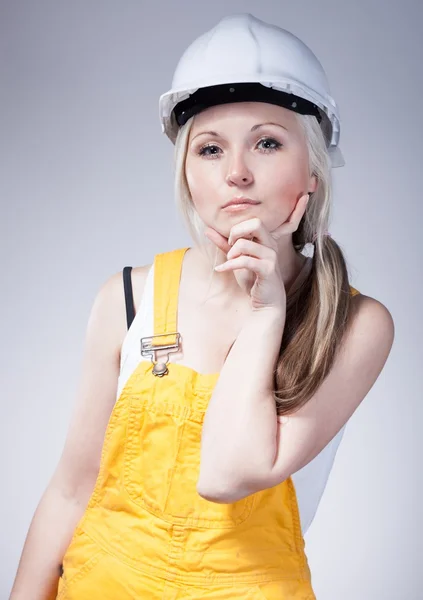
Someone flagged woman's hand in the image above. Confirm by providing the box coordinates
[204,193,309,313]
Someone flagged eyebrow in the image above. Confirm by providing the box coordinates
[191,122,288,141]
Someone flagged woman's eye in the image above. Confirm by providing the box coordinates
[257,137,283,152]
[198,144,221,157]
[197,137,282,158]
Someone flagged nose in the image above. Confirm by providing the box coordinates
[225,152,253,187]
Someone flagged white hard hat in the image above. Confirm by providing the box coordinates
[159,13,345,168]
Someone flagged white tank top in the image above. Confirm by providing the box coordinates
[117,262,348,537]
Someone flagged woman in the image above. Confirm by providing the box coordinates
[10,13,394,600]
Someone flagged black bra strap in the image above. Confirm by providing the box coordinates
[123,266,135,330]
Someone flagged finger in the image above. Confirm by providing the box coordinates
[214,255,273,278]
[204,227,231,254]
[271,194,310,241]
[228,218,276,250]
[226,238,275,261]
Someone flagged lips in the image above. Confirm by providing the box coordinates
[222,197,260,208]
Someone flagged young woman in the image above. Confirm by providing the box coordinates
[10,13,394,600]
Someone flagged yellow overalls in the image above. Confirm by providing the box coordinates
[57,246,359,599]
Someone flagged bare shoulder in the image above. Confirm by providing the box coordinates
[96,263,153,360]
[349,292,395,356]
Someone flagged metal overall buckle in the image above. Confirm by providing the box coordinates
[140,332,181,377]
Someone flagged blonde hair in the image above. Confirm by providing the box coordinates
[172,111,357,416]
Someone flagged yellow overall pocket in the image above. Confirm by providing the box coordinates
[57,526,108,599]
[123,397,255,527]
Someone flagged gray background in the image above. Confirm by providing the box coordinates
[1,1,421,598]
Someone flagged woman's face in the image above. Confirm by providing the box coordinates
[185,101,317,239]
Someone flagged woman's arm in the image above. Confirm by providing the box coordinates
[9,267,149,600]
[10,484,96,600]
[197,306,285,501]
[197,295,394,503]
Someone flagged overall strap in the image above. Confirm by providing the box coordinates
[123,266,135,330]
[151,247,190,349]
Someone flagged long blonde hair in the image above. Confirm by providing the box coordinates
[172,111,357,416]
